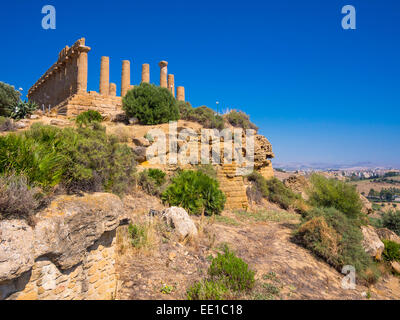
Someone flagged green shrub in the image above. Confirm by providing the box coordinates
[147,168,166,186]
[308,174,363,219]
[0,123,136,194]
[224,110,258,131]
[382,240,400,262]
[294,207,377,281]
[161,170,226,215]
[247,172,300,210]
[208,245,255,292]
[187,280,228,300]
[179,103,225,130]
[0,173,39,221]
[128,223,148,249]
[76,110,103,127]
[0,117,15,132]
[10,100,38,120]
[381,210,400,236]
[0,131,64,188]
[122,83,179,125]
[0,82,21,117]
[138,169,166,196]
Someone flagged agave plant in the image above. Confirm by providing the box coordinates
[10,100,38,120]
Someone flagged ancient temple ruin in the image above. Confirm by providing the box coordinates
[27,38,186,117]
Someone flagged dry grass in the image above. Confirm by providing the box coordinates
[107,124,134,143]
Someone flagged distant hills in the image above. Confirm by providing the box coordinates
[273,161,400,172]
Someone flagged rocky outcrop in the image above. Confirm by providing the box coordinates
[160,207,198,240]
[361,226,385,261]
[360,194,373,215]
[0,193,124,300]
[376,228,400,245]
[284,175,310,200]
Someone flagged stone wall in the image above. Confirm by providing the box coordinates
[28,38,90,109]
[0,193,124,300]
[217,164,249,211]
[56,92,122,118]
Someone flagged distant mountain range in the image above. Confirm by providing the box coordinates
[272,161,400,172]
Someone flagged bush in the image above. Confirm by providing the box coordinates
[179,103,225,130]
[247,172,300,210]
[138,169,166,196]
[0,82,21,117]
[224,110,258,131]
[128,223,149,249]
[382,240,400,262]
[10,100,38,120]
[381,210,400,236]
[123,83,179,125]
[294,207,377,281]
[0,116,15,132]
[208,245,255,292]
[0,173,39,221]
[187,280,228,300]
[0,123,136,194]
[308,174,363,219]
[161,170,226,215]
[76,110,103,127]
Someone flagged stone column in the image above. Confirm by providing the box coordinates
[177,86,185,102]
[158,61,168,88]
[168,74,175,97]
[109,83,117,97]
[121,60,130,97]
[142,64,150,83]
[99,56,110,95]
[76,47,90,93]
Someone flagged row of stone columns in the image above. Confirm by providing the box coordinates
[98,57,185,101]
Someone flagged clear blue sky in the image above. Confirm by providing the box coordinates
[1,0,399,167]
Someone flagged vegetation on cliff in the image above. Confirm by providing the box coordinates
[0,123,136,198]
[178,102,225,130]
[123,83,179,125]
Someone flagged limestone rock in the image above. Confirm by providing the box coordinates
[160,207,198,240]
[33,193,123,270]
[360,194,373,215]
[284,175,310,200]
[254,135,275,168]
[391,261,400,274]
[132,146,147,163]
[0,220,35,282]
[50,119,69,127]
[376,228,400,245]
[132,137,150,147]
[361,226,384,261]
[14,122,27,129]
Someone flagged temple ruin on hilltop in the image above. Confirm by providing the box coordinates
[27,38,186,117]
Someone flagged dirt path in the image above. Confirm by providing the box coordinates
[116,209,400,300]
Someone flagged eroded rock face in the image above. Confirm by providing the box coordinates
[160,207,198,240]
[361,226,384,261]
[284,175,310,200]
[34,193,123,270]
[360,194,373,215]
[376,228,400,245]
[254,135,275,168]
[0,192,124,283]
[0,220,34,282]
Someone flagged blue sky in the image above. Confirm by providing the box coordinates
[1,0,399,167]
